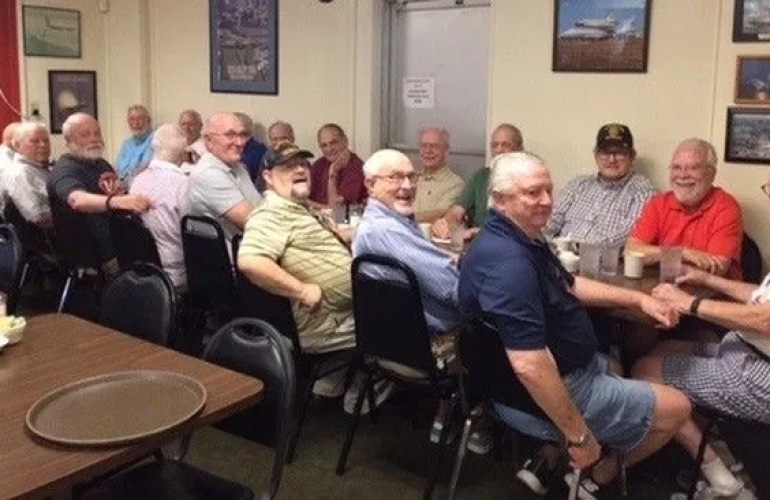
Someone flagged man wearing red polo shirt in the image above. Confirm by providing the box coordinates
[626,138,743,279]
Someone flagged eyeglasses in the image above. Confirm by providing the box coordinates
[374,172,419,184]
[597,150,630,160]
[669,164,705,175]
[762,182,770,197]
[210,131,250,141]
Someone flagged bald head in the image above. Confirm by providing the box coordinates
[62,113,105,160]
[363,149,417,216]
[13,122,50,166]
[363,149,412,178]
[203,112,248,166]
[2,122,20,150]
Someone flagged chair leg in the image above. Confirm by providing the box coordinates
[18,261,30,293]
[447,414,474,500]
[57,275,73,313]
[568,467,581,500]
[688,419,717,499]
[286,361,321,464]
[424,394,458,500]
[336,371,373,476]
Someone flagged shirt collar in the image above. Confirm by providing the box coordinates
[420,165,449,180]
[366,198,418,226]
[485,209,546,249]
[131,131,152,143]
[595,171,635,189]
[148,158,183,172]
[263,190,312,213]
[664,187,717,214]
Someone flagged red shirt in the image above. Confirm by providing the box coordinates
[309,153,366,205]
[630,187,744,278]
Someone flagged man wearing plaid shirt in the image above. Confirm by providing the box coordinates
[546,123,656,244]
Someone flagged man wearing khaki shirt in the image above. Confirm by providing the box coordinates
[413,127,465,222]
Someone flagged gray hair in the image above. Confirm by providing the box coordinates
[418,126,450,146]
[488,152,546,208]
[268,120,295,140]
[493,123,524,150]
[178,109,202,124]
[201,111,235,136]
[363,149,411,178]
[234,112,255,136]
[127,104,150,118]
[152,123,187,162]
[61,112,96,141]
[12,121,48,149]
[674,138,718,170]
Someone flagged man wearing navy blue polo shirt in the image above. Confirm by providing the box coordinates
[458,152,691,497]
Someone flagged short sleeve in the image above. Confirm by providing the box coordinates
[238,208,291,262]
[190,168,245,217]
[705,195,743,261]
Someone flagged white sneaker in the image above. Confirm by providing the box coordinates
[312,368,347,398]
[343,376,393,415]
[467,430,492,455]
[701,458,744,497]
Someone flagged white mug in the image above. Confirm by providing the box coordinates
[624,251,644,279]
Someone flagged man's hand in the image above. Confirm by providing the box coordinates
[651,283,693,315]
[675,265,710,287]
[682,248,723,274]
[639,294,680,328]
[98,172,125,196]
[299,283,323,312]
[567,435,601,470]
[111,194,153,214]
[432,218,451,239]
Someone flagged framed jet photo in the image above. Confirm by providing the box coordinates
[552,0,652,73]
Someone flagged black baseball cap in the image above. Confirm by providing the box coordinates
[595,123,634,150]
[262,141,314,169]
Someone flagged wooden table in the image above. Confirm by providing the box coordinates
[0,314,264,500]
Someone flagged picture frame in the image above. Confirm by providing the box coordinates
[733,0,770,42]
[209,0,279,95]
[725,107,770,164]
[48,70,97,134]
[735,56,770,104]
[552,0,652,73]
[22,6,81,58]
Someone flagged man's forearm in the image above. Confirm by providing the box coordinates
[700,272,755,303]
[509,349,589,442]
[67,191,109,213]
[238,255,308,302]
[572,275,644,308]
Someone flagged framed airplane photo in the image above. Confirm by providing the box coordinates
[552,0,652,73]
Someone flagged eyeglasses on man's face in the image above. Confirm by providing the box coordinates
[374,172,419,184]
[597,150,630,160]
[211,130,250,141]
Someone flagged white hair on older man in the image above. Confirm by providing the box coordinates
[418,125,450,145]
[362,149,411,178]
[152,123,188,163]
[487,151,546,209]
[61,112,94,142]
[12,121,48,149]
[673,138,718,170]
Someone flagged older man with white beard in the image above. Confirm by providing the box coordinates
[3,122,53,228]
[47,113,152,277]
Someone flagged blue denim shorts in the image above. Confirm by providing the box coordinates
[493,354,655,452]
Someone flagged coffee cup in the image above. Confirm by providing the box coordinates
[553,236,575,254]
[559,250,580,273]
[623,251,644,279]
[419,223,432,240]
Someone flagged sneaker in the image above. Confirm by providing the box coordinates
[312,367,347,398]
[701,457,745,497]
[516,456,552,496]
[343,377,394,415]
[467,430,492,455]
[564,471,620,500]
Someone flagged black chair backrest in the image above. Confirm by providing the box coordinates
[352,254,439,382]
[48,194,102,269]
[741,232,763,285]
[98,262,176,346]
[232,234,301,352]
[109,211,162,271]
[458,319,547,420]
[0,224,24,315]
[203,318,295,500]
[181,215,235,310]
[3,201,55,258]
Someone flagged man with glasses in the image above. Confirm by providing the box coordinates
[413,127,465,223]
[546,123,656,244]
[627,138,743,279]
[188,112,262,243]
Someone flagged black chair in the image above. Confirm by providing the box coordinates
[83,318,295,500]
[688,407,770,499]
[3,200,59,292]
[449,319,581,500]
[232,234,352,464]
[109,211,162,271]
[741,232,763,285]
[0,224,25,315]
[181,215,237,352]
[98,262,176,347]
[335,254,458,499]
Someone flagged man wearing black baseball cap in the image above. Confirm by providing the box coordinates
[546,122,656,245]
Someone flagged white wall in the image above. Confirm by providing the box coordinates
[17,0,770,264]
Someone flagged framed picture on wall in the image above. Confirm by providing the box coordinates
[22,6,81,58]
[209,0,279,95]
[725,107,770,164]
[48,70,97,134]
[552,0,652,73]
[733,0,770,42]
[735,56,770,104]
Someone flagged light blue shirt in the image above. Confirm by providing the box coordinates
[115,131,153,180]
[352,199,461,334]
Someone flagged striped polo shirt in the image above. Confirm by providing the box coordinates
[239,191,353,347]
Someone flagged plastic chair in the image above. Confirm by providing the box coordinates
[98,262,176,347]
[335,254,458,500]
[83,318,295,500]
[232,234,352,464]
[108,211,162,271]
[0,224,24,314]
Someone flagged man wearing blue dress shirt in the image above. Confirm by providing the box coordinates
[115,104,153,183]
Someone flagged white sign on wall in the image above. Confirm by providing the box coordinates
[403,77,435,109]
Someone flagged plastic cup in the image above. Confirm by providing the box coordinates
[623,251,645,279]
[450,223,466,253]
[578,242,601,279]
[419,223,432,239]
[660,246,683,283]
[599,244,621,277]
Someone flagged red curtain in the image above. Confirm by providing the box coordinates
[0,0,21,129]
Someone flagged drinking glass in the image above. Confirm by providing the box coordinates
[660,246,683,283]
[578,243,601,279]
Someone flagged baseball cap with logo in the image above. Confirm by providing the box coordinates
[595,123,634,151]
[262,141,314,169]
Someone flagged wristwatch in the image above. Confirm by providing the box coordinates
[566,430,592,448]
